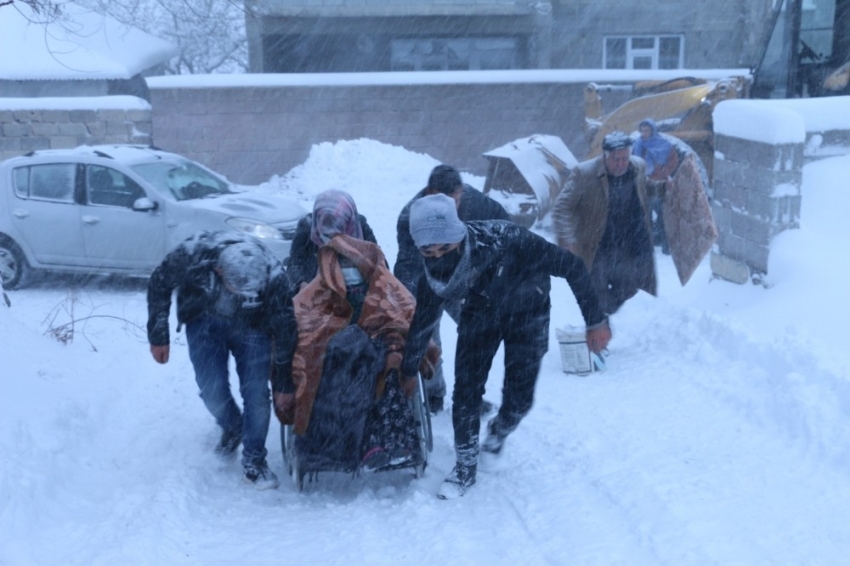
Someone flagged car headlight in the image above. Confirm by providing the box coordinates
[225,217,283,240]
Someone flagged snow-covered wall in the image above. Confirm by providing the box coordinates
[710,97,850,283]
[715,97,850,160]
[0,97,151,161]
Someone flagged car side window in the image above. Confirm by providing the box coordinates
[86,166,145,208]
[13,164,76,202]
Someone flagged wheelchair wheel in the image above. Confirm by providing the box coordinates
[281,423,304,491]
[411,373,432,478]
[280,423,289,473]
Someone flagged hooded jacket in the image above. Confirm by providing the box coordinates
[632,119,679,181]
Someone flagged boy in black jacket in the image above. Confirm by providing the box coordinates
[400,195,611,499]
[394,165,510,413]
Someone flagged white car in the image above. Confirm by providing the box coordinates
[0,145,307,288]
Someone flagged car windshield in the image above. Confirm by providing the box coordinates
[131,160,233,201]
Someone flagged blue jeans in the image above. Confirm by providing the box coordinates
[185,313,272,466]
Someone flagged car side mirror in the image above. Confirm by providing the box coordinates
[133,197,158,211]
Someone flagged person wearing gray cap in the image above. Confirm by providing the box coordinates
[146,230,297,491]
[551,131,659,315]
[399,194,611,499]
[394,164,510,415]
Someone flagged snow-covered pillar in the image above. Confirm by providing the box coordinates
[710,100,805,284]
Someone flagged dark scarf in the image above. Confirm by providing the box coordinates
[423,233,472,301]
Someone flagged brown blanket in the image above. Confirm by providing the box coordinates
[290,235,416,435]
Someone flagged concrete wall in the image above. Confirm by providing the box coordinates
[148,81,591,184]
[0,76,153,101]
[147,69,748,184]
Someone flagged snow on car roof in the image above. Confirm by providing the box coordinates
[3,145,181,164]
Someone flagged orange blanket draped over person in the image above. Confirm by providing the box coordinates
[290,234,419,435]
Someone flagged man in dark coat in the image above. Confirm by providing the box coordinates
[551,131,658,315]
[147,230,296,490]
[394,164,510,413]
[399,194,611,499]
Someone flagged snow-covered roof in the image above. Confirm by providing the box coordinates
[0,2,178,81]
[483,134,578,212]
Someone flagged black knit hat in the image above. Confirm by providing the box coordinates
[427,164,463,195]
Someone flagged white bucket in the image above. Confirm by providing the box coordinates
[556,325,605,375]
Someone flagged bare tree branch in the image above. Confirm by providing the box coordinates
[5,0,250,73]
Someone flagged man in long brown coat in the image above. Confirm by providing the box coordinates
[551,131,658,315]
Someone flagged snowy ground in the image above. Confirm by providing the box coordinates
[2,139,849,565]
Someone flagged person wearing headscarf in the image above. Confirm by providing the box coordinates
[275,189,436,473]
[285,189,378,290]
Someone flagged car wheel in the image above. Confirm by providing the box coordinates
[0,238,30,290]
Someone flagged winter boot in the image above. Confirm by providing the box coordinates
[481,419,507,456]
[243,460,279,490]
[215,426,242,457]
[437,463,477,499]
[427,394,444,415]
[480,399,496,417]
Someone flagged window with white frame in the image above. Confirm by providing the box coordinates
[604,35,684,70]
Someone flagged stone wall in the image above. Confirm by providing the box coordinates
[711,134,804,282]
[0,102,152,162]
[710,97,850,284]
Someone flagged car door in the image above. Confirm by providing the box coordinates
[79,165,167,272]
[8,163,88,265]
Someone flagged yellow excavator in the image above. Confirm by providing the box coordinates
[583,76,750,182]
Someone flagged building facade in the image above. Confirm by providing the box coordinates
[245,0,775,74]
